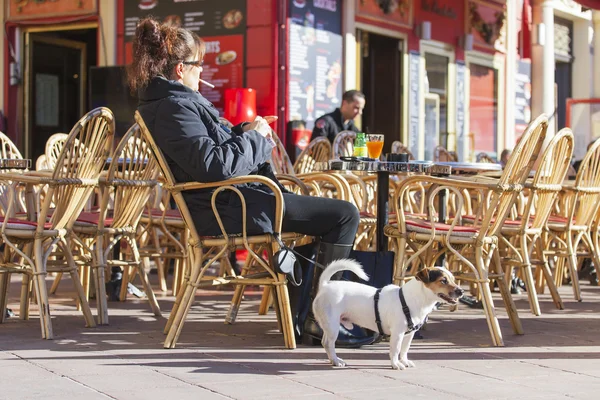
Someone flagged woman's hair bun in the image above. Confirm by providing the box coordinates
[135,17,167,59]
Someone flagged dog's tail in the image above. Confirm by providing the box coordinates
[318,259,369,289]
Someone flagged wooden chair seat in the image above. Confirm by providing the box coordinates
[0,216,53,230]
[73,211,114,227]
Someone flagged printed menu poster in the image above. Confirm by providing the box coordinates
[288,0,343,129]
[515,59,532,136]
[123,0,246,113]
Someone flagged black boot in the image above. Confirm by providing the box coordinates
[301,242,380,348]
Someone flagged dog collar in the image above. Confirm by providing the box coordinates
[373,287,427,336]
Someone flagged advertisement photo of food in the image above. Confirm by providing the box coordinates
[138,0,158,10]
[223,9,243,29]
[164,15,182,27]
[216,50,237,66]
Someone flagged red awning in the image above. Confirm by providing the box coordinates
[576,0,600,10]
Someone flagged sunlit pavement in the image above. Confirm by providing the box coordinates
[2,274,600,400]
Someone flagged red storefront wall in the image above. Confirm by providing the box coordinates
[116,0,278,120]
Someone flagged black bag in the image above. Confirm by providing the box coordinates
[343,250,395,289]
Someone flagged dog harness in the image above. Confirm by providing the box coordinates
[373,287,427,335]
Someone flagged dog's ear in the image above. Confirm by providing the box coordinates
[415,268,430,283]
[428,268,444,282]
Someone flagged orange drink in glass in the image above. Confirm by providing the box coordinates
[366,134,384,159]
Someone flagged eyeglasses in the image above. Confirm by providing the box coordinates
[182,60,203,67]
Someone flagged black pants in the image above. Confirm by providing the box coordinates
[281,193,359,245]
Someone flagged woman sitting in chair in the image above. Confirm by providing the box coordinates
[127,17,377,347]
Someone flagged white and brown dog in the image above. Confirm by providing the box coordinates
[312,259,464,369]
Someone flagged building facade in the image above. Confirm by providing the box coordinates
[1,0,598,161]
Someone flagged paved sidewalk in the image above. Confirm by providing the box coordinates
[1,277,600,400]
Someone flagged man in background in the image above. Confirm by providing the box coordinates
[310,90,365,143]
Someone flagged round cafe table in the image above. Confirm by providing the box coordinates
[317,159,502,252]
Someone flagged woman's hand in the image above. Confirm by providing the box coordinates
[243,115,278,133]
[245,116,272,138]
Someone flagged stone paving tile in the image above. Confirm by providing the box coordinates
[2,276,600,399]
[199,376,335,399]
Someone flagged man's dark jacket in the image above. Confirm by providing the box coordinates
[310,108,360,143]
[138,76,285,236]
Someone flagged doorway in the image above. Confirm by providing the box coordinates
[555,61,572,131]
[359,30,403,153]
[24,26,97,160]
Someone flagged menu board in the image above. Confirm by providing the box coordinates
[123,0,246,113]
[408,51,421,158]
[515,59,532,136]
[287,0,343,129]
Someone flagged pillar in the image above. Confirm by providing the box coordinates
[531,0,555,137]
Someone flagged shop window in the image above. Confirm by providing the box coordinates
[424,53,449,149]
[469,63,498,158]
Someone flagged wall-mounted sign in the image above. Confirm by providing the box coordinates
[421,0,457,19]
[7,0,97,21]
[356,0,412,28]
[514,59,532,136]
[468,0,506,50]
[287,0,343,129]
[122,0,246,114]
[408,51,420,158]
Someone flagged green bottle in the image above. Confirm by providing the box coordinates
[353,132,368,158]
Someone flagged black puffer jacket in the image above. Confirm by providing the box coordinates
[138,76,285,236]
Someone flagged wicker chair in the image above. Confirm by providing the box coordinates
[390,141,415,160]
[332,130,356,159]
[545,137,600,301]
[293,137,332,174]
[496,129,574,315]
[476,152,496,163]
[434,146,458,162]
[135,111,304,349]
[385,114,549,347]
[0,107,115,338]
[71,123,161,324]
[44,133,69,170]
[271,133,295,175]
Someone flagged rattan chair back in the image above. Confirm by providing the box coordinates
[332,130,356,159]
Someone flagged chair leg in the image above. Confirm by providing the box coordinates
[130,236,161,317]
[582,232,600,286]
[566,234,582,301]
[0,273,9,323]
[94,235,109,325]
[164,247,206,349]
[491,248,523,335]
[274,275,296,349]
[520,236,541,316]
[393,237,407,286]
[475,247,504,347]
[20,274,32,320]
[226,246,255,324]
[119,266,131,302]
[535,236,563,310]
[258,287,272,315]
[164,245,194,335]
[49,272,63,294]
[33,239,53,339]
[60,240,96,329]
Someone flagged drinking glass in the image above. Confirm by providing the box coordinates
[366,134,384,159]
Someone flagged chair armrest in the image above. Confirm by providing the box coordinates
[276,174,310,195]
[165,175,286,234]
[295,172,350,201]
